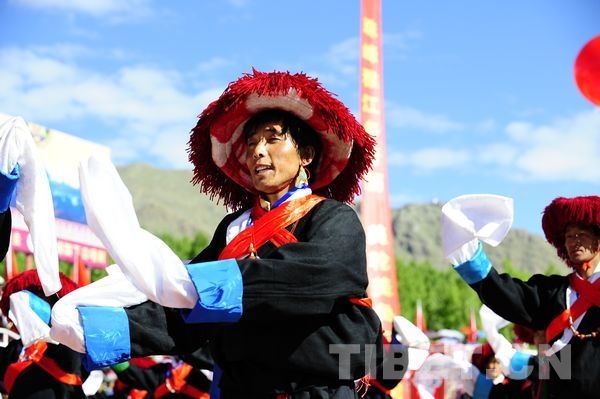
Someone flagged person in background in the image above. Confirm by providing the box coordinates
[110,349,212,399]
[0,270,101,398]
[50,69,386,398]
[441,194,600,398]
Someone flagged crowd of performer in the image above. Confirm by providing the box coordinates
[0,69,599,399]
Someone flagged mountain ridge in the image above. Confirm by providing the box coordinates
[117,163,564,275]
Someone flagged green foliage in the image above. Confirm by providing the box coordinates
[158,232,209,261]
[396,258,482,332]
[0,231,210,285]
[502,259,532,281]
[544,262,563,276]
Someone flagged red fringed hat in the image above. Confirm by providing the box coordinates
[541,196,600,265]
[471,342,495,374]
[187,69,376,210]
[513,324,536,345]
[0,269,78,316]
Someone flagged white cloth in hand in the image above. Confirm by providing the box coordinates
[79,155,198,309]
[82,370,105,396]
[8,291,53,347]
[0,116,60,296]
[392,315,430,370]
[413,352,481,397]
[479,304,517,377]
[441,194,513,265]
[50,264,148,353]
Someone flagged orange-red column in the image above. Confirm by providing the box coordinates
[359,0,401,339]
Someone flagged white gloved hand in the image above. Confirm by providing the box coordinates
[79,155,197,309]
[441,194,514,265]
[392,315,430,370]
[0,116,60,296]
[50,264,148,353]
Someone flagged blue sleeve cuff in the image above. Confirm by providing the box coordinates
[210,363,222,399]
[24,290,51,325]
[472,373,493,399]
[0,164,19,212]
[78,306,131,370]
[509,351,533,380]
[453,242,492,284]
[181,259,243,323]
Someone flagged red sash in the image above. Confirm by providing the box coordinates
[546,273,600,342]
[218,195,326,260]
[154,363,210,399]
[4,340,83,394]
[130,388,150,399]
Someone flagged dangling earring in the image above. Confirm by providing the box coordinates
[295,165,310,188]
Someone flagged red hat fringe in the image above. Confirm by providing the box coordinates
[0,269,79,316]
[187,69,376,210]
[541,196,600,265]
[513,324,536,345]
[471,342,495,374]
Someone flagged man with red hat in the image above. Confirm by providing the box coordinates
[50,69,387,398]
[0,270,91,398]
[441,194,600,398]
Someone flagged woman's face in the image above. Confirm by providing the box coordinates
[245,119,312,204]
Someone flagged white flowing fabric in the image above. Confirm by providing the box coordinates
[441,194,514,265]
[8,291,55,346]
[0,116,60,296]
[0,328,20,348]
[392,315,430,371]
[78,154,197,309]
[412,352,480,398]
[479,304,519,377]
[82,370,105,396]
[50,264,149,353]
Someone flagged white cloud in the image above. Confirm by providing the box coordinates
[508,109,600,182]
[389,147,471,171]
[386,103,464,133]
[11,0,154,19]
[388,108,600,181]
[0,46,227,168]
[475,143,517,166]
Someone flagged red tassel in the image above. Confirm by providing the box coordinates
[0,269,79,316]
[188,69,376,210]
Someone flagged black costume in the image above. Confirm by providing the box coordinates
[80,199,382,398]
[469,267,597,398]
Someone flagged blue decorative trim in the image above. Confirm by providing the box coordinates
[472,373,493,399]
[24,290,51,325]
[0,164,19,212]
[509,351,533,380]
[78,306,130,370]
[453,242,492,284]
[182,259,243,323]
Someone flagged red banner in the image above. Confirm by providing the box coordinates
[359,0,401,339]
[10,208,108,268]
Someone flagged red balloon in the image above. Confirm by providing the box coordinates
[575,35,600,106]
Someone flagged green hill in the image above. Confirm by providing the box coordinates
[117,163,564,275]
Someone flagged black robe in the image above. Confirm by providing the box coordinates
[0,209,11,262]
[3,340,87,399]
[121,199,383,398]
[470,267,600,399]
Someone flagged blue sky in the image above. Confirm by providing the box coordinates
[1,0,599,237]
